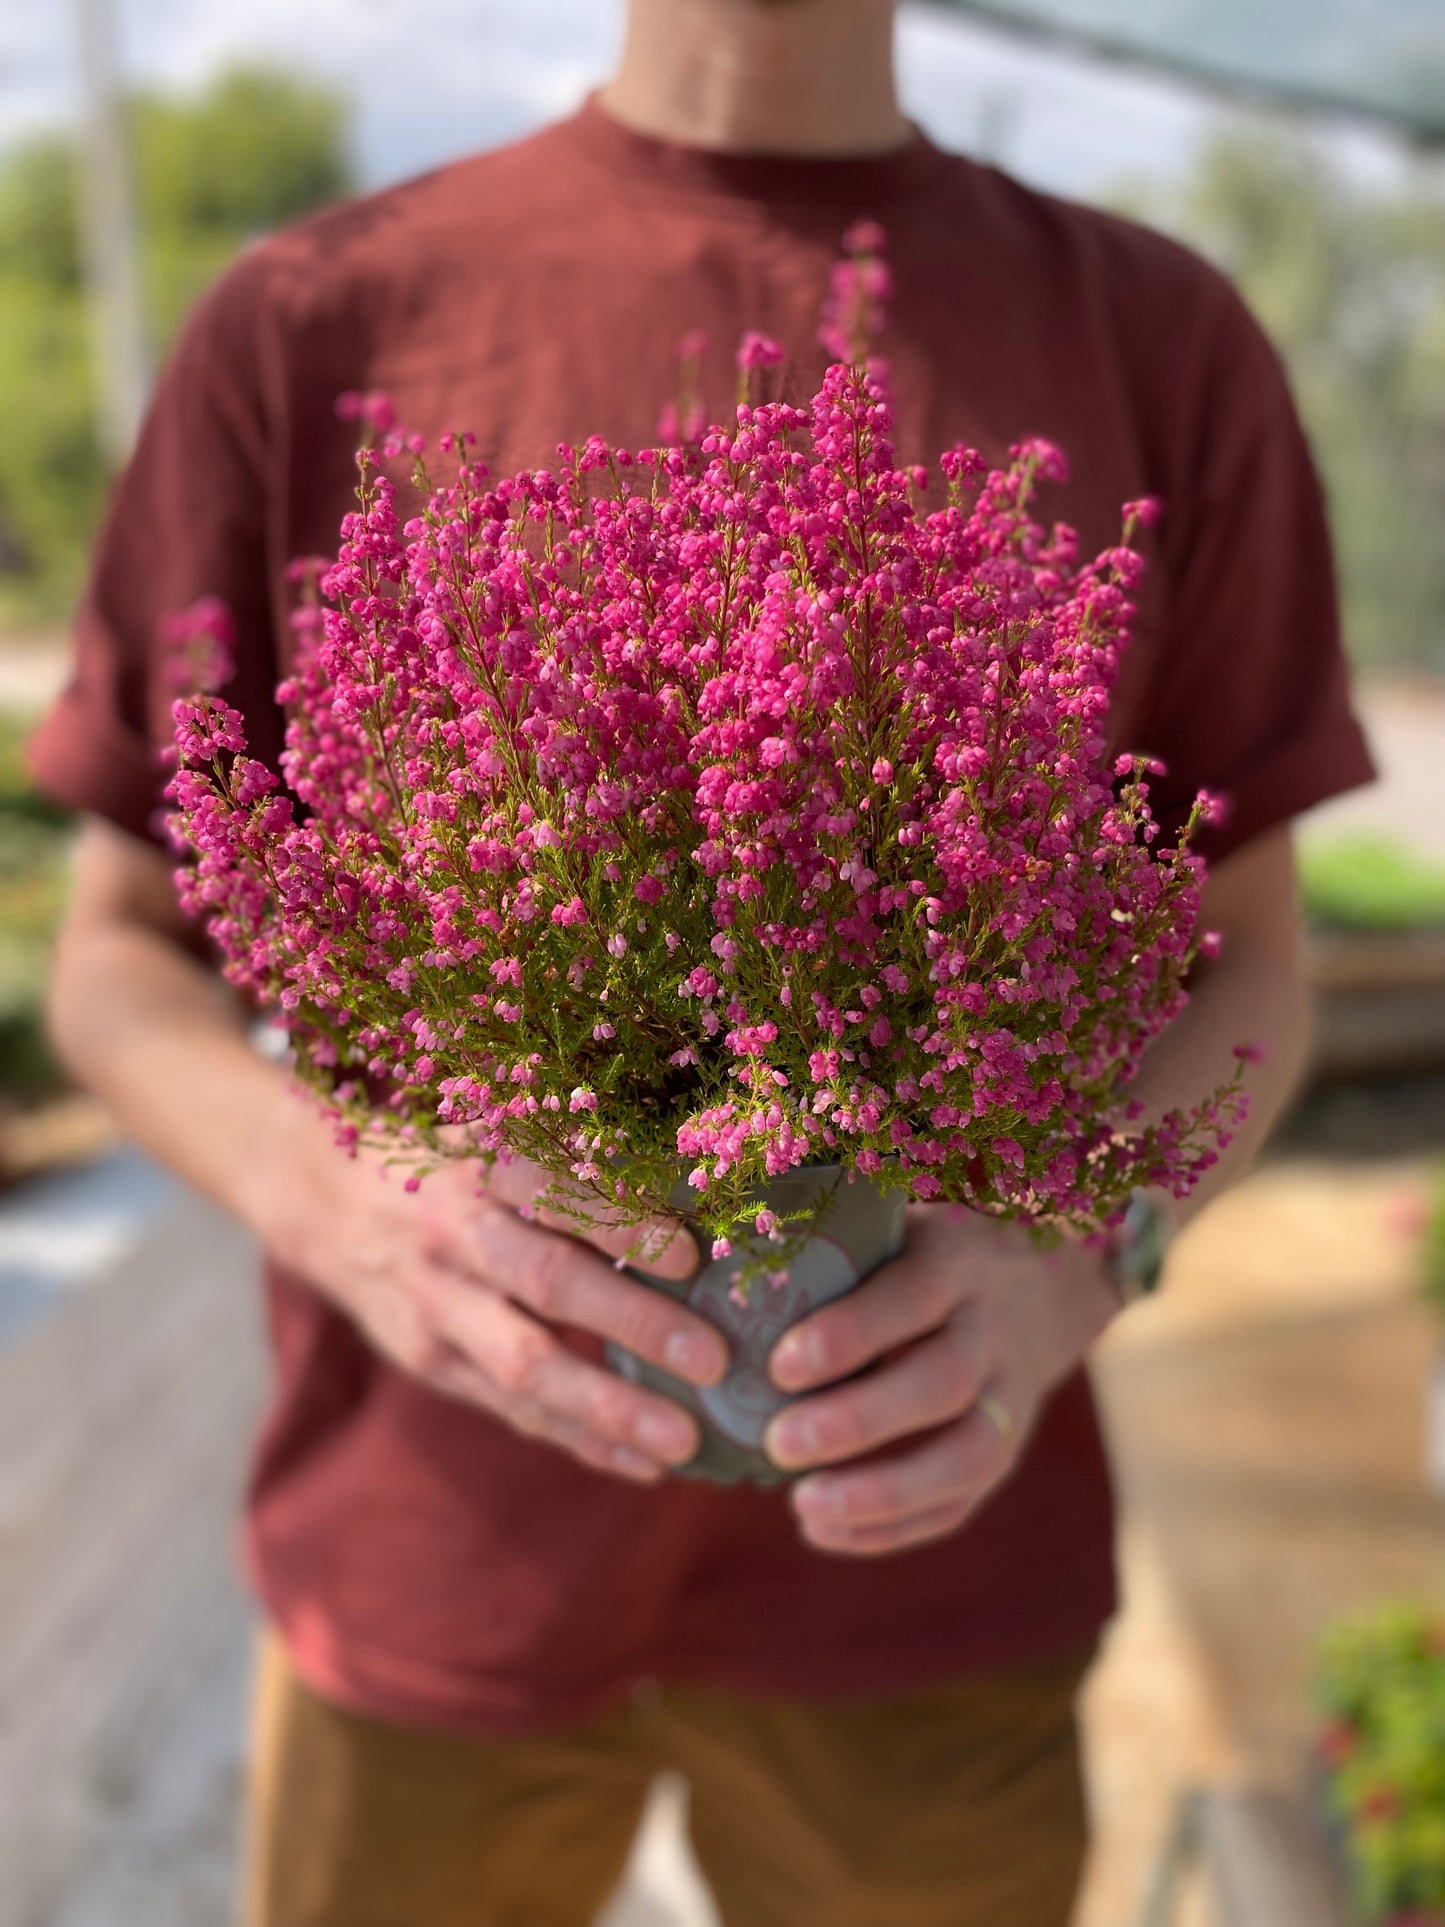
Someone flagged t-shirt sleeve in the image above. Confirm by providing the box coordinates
[26,258,281,847]
[1139,277,1375,862]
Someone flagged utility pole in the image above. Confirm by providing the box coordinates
[71,0,150,468]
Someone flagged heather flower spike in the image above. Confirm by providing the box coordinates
[167,228,1246,1280]
[161,596,236,695]
[818,218,893,365]
[658,332,710,446]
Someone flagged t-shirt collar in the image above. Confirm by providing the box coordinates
[557,92,949,206]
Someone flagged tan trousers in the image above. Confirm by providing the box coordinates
[244,1633,1092,1927]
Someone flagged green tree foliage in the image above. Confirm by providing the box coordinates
[1116,131,1445,672]
[0,712,71,1099]
[0,67,352,624]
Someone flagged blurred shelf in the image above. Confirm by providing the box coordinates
[1306,929,1445,1079]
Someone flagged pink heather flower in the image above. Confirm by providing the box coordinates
[335,388,398,434]
[1122,495,1164,529]
[737,331,784,373]
[712,1237,733,1260]
[658,332,709,444]
[819,220,892,363]
[161,596,236,694]
[167,257,1242,1263]
[843,218,886,255]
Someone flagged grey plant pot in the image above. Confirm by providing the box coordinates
[608,1165,907,1486]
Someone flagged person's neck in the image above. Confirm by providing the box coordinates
[600,0,909,158]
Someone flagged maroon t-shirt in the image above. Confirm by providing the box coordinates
[30,100,1373,1736]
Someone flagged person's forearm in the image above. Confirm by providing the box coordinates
[47,918,334,1241]
[1125,929,1310,1237]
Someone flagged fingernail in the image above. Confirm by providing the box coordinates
[791,1476,841,1517]
[663,1330,725,1385]
[639,1233,701,1279]
[770,1329,823,1391]
[766,1411,817,1467]
[635,1408,697,1464]
[611,1448,665,1483]
[654,1225,701,1280]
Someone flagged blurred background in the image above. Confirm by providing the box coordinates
[1,2,1443,1924]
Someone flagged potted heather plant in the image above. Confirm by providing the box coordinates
[1315,1602,1445,1926]
[167,236,1243,1481]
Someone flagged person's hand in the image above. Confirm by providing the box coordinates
[265,1131,727,1485]
[764,1205,1121,1556]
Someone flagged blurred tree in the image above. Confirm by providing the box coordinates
[1115,131,1445,672]
[0,67,352,626]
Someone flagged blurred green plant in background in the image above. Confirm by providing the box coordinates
[1300,834,1445,933]
[1420,1167,1445,1323]
[1114,131,1445,675]
[0,67,352,625]
[1316,1601,1445,1925]
[0,714,71,1103]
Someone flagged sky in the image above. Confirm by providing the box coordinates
[2,0,1429,206]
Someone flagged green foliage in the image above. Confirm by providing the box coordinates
[0,275,104,619]
[0,713,72,1102]
[133,68,351,346]
[136,69,350,243]
[1299,833,1445,932]
[1315,1602,1445,1924]
[1113,132,1445,673]
[0,66,353,623]
[0,136,82,287]
[1421,1167,1445,1320]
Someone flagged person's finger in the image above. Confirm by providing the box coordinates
[444,1200,728,1386]
[424,1346,666,1483]
[480,1157,699,1281]
[764,1325,986,1470]
[350,1271,673,1482]
[795,1497,977,1558]
[424,1271,704,1465]
[788,1404,1012,1532]
[768,1242,962,1393]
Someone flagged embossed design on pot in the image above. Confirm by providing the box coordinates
[610,1166,906,1485]
[690,1236,859,1449]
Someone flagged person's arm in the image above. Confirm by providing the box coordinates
[48,815,727,1482]
[761,826,1309,1555]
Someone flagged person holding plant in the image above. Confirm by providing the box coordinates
[30,0,1373,1922]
